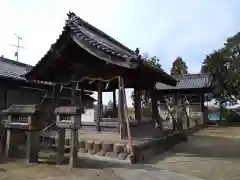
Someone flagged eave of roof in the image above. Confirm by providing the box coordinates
[155,73,213,92]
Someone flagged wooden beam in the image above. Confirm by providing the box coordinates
[71,83,77,105]
[134,88,142,123]
[96,81,103,132]
[200,94,205,124]
[112,90,117,117]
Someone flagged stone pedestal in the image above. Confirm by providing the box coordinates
[26,131,39,163]
[57,129,65,164]
[69,130,78,168]
[5,129,21,158]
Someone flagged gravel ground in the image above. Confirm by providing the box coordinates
[1,126,240,180]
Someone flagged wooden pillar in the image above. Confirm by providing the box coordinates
[71,83,77,105]
[52,84,61,109]
[96,81,103,132]
[112,90,117,117]
[134,88,142,123]
[26,131,39,163]
[5,129,18,157]
[69,83,78,168]
[56,129,65,165]
[55,84,66,165]
[200,94,205,124]
[172,94,177,131]
[0,120,4,154]
[118,78,127,138]
[69,129,78,168]
[184,98,190,129]
[177,97,183,130]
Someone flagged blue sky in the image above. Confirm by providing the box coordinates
[0,0,239,106]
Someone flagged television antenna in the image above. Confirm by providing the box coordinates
[9,33,24,61]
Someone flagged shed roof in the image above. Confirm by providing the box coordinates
[0,56,32,81]
[155,73,213,92]
[25,12,176,89]
[0,57,94,98]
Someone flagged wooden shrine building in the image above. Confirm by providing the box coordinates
[19,12,179,166]
[25,12,177,134]
[155,73,213,130]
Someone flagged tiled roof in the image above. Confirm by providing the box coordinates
[0,56,32,81]
[155,73,213,91]
[66,12,139,62]
[26,12,176,86]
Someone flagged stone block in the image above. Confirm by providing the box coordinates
[93,141,102,153]
[102,141,113,153]
[65,139,70,146]
[86,140,94,153]
[113,143,125,154]
[78,140,85,149]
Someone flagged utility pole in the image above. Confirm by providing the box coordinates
[9,34,23,61]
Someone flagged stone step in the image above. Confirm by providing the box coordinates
[39,137,130,161]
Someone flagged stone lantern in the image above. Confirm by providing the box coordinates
[2,105,39,130]
[55,106,83,129]
[54,105,84,167]
[0,105,40,163]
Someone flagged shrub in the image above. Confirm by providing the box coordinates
[223,109,240,122]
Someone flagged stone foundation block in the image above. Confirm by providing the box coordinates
[113,143,125,154]
[102,141,113,153]
[78,140,85,149]
[65,139,70,146]
[86,140,94,154]
[93,141,102,154]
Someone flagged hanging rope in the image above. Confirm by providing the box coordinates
[61,76,120,90]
